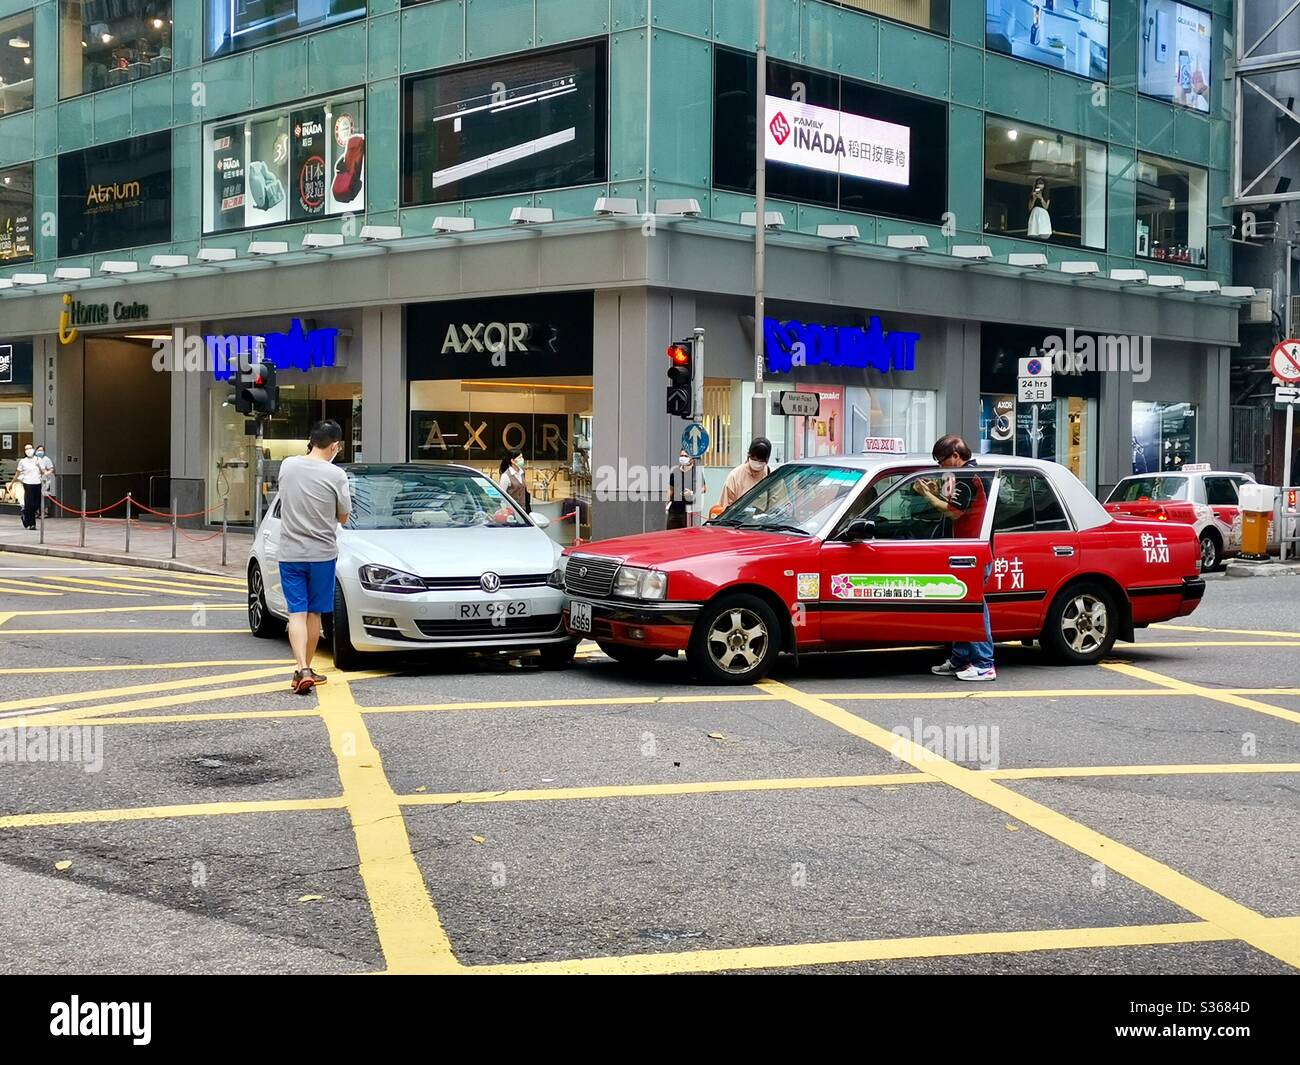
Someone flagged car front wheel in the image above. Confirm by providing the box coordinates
[247,562,285,639]
[331,582,367,671]
[688,594,781,685]
[1042,582,1119,665]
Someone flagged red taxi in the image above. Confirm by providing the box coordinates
[562,456,1205,685]
[1104,468,1258,572]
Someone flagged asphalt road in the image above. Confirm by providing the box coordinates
[0,550,1298,975]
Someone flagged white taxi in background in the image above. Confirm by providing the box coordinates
[247,463,576,670]
[1104,466,1259,571]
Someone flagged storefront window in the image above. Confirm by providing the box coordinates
[203,91,365,234]
[57,132,171,256]
[984,116,1107,250]
[205,0,366,59]
[0,11,34,115]
[0,163,34,265]
[986,0,1110,81]
[830,1,949,34]
[787,386,936,460]
[1135,154,1207,266]
[1132,401,1197,474]
[59,0,171,98]
[0,341,35,493]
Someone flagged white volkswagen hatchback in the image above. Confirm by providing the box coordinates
[247,463,576,670]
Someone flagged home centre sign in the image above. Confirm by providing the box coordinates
[764,316,920,375]
[58,294,151,344]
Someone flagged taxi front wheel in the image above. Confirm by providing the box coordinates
[688,594,782,685]
[1042,582,1119,665]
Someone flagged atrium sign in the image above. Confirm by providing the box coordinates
[764,316,920,375]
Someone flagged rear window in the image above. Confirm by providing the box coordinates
[1108,477,1189,503]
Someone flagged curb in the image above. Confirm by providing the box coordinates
[1224,560,1300,578]
[0,540,236,578]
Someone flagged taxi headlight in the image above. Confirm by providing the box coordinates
[547,567,565,589]
[613,566,667,600]
[359,564,426,594]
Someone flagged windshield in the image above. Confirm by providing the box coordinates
[710,464,864,535]
[344,468,529,530]
[1108,476,1189,503]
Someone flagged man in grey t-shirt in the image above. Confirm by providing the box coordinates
[276,420,351,694]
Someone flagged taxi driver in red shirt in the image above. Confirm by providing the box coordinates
[912,435,996,682]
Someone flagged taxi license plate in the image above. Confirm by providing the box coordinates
[457,601,529,619]
[570,600,593,632]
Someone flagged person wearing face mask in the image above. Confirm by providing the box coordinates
[35,445,55,518]
[498,449,530,512]
[12,444,44,530]
[665,448,706,530]
[719,437,773,511]
[275,420,352,695]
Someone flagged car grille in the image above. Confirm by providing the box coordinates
[415,615,563,638]
[420,574,550,591]
[564,555,621,597]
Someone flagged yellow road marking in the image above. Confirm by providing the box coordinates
[54,574,243,597]
[0,665,294,714]
[0,658,287,676]
[0,578,142,598]
[91,572,245,590]
[1122,640,1300,648]
[832,688,1172,701]
[1155,623,1300,639]
[29,574,218,598]
[469,921,1235,975]
[0,796,346,830]
[316,680,458,974]
[57,707,323,727]
[0,581,61,597]
[1102,662,1300,726]
[397,773,934,807]
[10,679,302,728]
[5,628,247,635]
[758,678,1300,970]
[990,763,1300,781]
[2,604,244,620]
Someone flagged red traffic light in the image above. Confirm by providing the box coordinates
[667,344,690,366]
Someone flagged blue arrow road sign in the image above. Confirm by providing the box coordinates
[682,423,710,458]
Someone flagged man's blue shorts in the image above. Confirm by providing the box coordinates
[279,560,337,615]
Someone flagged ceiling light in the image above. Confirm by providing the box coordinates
[8,35,30,48]
[23,56,30,64]
[101,33,112,44]
[152,18,163,28]
[1006,129,1019,141]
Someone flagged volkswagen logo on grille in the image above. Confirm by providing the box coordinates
[480,572,501,593]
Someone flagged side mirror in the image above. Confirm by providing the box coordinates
[842,518,877,542]
[531,512,551,529]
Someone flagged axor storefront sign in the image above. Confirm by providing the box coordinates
[764,315,920,375]
[406,292,594,380]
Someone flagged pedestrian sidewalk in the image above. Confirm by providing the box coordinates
[0,510,248,576]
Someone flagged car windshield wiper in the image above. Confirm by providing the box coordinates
[735,521,810,536]
[708,517,743,527]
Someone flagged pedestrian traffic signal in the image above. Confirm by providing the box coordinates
[666,341,693,417]
[240,360,279,416]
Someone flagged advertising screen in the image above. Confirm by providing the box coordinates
[0,164,34,265]
[205,0,367,59]
[58,132,172,257]
[402,42,608,206]
[1138,1,1212,113]
[985,0,1110,81]
[714,48,947,223]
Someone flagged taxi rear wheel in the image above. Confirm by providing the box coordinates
[1199,532,1223,572]
[1042,582,1118,665]
[688,594,781,685]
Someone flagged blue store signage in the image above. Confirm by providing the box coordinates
[212,319,339,380]
[764,316,920,375]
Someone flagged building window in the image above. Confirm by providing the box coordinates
[986,0,1110,81]
[0,163,34,265]
[1137,1,1212,114]
[402,41,608,207]
[0,11,35,116]
[204,0,367,59]
[984,116,1107,250]
[203,92,365,234]
[1135,153,1207,266]
[826,1,950,35]
[1132,401,1197,474]
[59,0,171,99]
[57,132,172,256]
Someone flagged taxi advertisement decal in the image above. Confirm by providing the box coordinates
[830,574,969,601]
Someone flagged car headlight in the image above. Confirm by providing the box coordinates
[358,564,426,594]
[613,566,668,600]
[547,567,564,589]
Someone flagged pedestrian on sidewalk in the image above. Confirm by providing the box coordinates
[36,445,54,518]
[665,448,705,530]
[914,434,996,682]
[13,444,44,530]
[719,437,772,511]
[276,420,351,695]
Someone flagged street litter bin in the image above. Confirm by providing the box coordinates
[1238,483,1276,561]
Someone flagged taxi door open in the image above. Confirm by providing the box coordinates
[817,468,995,644]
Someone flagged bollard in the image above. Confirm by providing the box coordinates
[171,497,178,560]
[125,492,132,553]
[38,491,45,544]
[80,488,87,548]
[221,498,228,568]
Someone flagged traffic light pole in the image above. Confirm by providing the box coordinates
[253,414,266,529]
[752,0,768,445]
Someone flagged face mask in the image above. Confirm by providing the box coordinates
[748,459,766,473]
[678,456,691,467]
[36,450,44,457]
[514,457,525,469]
[24,448,33,457]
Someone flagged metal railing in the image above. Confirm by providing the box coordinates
[97,469,167,515]
[1278,488,1299,563]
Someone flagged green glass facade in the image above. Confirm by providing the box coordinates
[0,0,1234,282]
